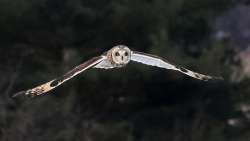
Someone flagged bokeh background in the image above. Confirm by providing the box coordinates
[1,0,250,141]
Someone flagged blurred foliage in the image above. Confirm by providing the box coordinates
[1,0,250,141]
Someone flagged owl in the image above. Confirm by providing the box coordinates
[13,45,223,98]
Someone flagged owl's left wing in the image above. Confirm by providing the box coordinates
[13,56,106,98]
[131,51,223,81]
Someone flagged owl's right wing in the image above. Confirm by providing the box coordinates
[131,51,223,81]
[13,55,106,98]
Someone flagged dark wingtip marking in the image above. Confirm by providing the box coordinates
[12,91,26,98]
[201,77,210,81]
[180,67,188,73]
[194,74,201,79]
[176,66,188,73]
[50,80,59,87]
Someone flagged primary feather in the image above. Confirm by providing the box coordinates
[131,51,223,81]
[12,56,105,97]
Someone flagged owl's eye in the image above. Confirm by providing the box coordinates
[124,52,128,56]
[115,52,120,56]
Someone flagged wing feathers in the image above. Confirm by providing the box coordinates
[50,56,105,87]
[131,51,177,70]
[131,51,222,81]
[12,48,222,98]
[13,56,105,98]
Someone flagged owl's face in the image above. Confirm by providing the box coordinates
[111,45,131,65]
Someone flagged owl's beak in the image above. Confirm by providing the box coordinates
[121,56,124,60]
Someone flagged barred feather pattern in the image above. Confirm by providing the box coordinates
[12,56,105,97]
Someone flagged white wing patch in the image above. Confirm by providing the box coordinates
[131,51,178,70]
[131,51,223,81]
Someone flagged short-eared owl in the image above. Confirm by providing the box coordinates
[13,45,222,97]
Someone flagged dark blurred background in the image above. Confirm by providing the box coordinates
[1,0,250,141]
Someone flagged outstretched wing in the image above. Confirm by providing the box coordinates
[13,56,106,98]
[131,51,223,81]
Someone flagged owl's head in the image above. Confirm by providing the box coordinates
[111,45,131,65]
